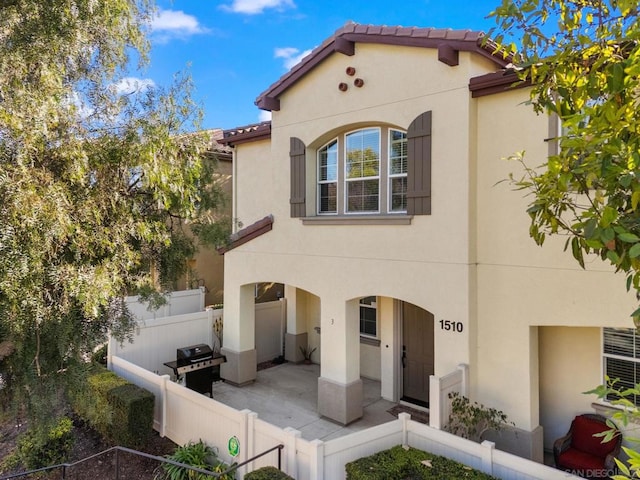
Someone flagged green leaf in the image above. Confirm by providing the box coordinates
[629,243,640,259]
[601,206,618,227]
[619,233,640,243]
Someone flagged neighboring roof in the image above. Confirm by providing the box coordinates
[178,128,233,158]
[256,22,512,111]
[219,122,272,147]
[217,214,274,254]
[202,128,234,156]
[468,70,529,97]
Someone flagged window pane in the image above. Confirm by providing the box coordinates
[346,129,379,180]
[360,296,376,306]
[389,130,407,175]
[319,183,337,213]
[605,356,639,405]
[604,328,636,358]
[359,296,377,337]
[319,141,337,182]
[603,328,640,405]
[390,177,407,212]
[318,140,338,214]
[347,179,379,212]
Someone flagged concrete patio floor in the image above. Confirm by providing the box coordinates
[210,362,399,441]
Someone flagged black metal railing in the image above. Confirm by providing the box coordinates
[0,443,285,479]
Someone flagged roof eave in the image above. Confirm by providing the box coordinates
[220,122,272,146]
[255,25,512,111]
[469,70,530,97]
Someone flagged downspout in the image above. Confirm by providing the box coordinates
[231,146,238,234]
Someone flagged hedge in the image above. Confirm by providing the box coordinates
[345,445,499,480]
[69,365,154,448]
[244,466,294,480]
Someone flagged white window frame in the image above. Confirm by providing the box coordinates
[602,327,640,405]
[314,126,407,217]
[359,296,378,338]
[317,138,338,215]
[344,127,381,214]
[388,128,408,213]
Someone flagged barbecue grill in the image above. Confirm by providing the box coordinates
[164,344,226,396]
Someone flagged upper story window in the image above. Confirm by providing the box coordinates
[389,129,408,212]
[290,111,432,220]
[318,140,337,214]
[317,127,406,215]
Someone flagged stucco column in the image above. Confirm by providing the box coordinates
[318,298,362,424]
[284,285,308,363]
[221,283,257,386]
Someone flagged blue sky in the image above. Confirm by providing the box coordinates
[141,0,504,130]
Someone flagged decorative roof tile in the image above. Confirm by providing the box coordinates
[217,215,274,254]
[219,121,272,146]
[255,22,509,111]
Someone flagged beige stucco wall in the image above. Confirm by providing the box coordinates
[225,45,500,384]
[360,343,381,380]
[224,38,639,449]
[539,327,601,449]
[176,157,232,306]
[474,88,637,430]
[232,138,273,230]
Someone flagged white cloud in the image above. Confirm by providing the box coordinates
[221,0,295,15]
[151,9,209,42]
[274,47,313,70]
[258,110,272,122]
[110,77,156,95]
[65,91,94,119]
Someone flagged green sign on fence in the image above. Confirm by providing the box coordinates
[228,436,240,457]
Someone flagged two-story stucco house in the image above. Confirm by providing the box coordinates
[217,23,638,462]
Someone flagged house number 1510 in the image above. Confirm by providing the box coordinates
[439,320,463,332]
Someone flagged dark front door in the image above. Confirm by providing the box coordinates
[402,303,434,407]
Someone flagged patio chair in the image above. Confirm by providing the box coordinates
[553,413,621,478]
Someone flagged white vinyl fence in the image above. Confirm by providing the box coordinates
[255,300,286,363]
[108,308,223,376]
[124,287,206,321]
[110,354,577,480]
[429,363,468,429]
[110,295,575,479]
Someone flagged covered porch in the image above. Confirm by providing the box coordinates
[210,362,428,441]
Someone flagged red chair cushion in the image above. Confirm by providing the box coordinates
[571,416,616,458]
[558,447,606,471]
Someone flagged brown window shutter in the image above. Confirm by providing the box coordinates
[407,111,432,215]
[290,137,306,218]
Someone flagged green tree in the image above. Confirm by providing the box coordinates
[490,0,640,316]
[0,0,228,420]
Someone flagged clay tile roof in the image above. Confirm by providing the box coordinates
[255,22,509,111]
[217,215,274,254]
[219,121,272,146]
[201,128,234,155]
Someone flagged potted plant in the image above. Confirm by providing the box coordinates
[299,345,316,364]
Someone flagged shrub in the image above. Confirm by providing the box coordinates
[16,416,74,469]
[444,392,513,442]
[345,445,499,480]
[156,440,236,480]
[107,383,154,447]
[69,365,154,448]
[244,466,294,480]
